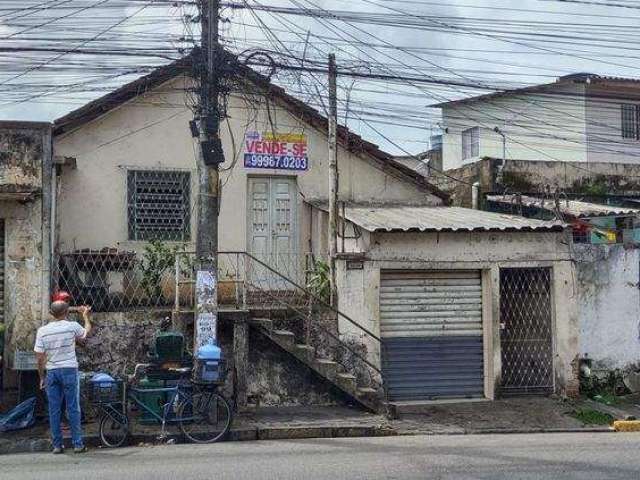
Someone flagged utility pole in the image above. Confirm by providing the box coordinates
[195,0,223,349]
[328,53,338,306]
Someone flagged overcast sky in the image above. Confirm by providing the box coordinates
[0,0,637,154]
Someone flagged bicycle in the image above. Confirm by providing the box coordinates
[91,364,233,448]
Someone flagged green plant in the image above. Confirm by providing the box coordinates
[580,369,628,402]
[572,408,614,426]
[140,240,178,299]
[307,260,330,303]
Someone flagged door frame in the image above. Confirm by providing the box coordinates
[498,266,556,396]
[246,175,300,274]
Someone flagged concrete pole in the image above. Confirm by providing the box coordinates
[328,53,338,306]
[195,0,222,349]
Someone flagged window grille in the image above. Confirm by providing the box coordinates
[621,104,639,140]
[462,127,479,159]
[127,170,191,241]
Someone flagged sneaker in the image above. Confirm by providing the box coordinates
[52,447,64,454]
[73,446,88,454]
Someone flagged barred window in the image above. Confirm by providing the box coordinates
[621,104,639,140]
[462,126,479,160]
[127,170,191,241]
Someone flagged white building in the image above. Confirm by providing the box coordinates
[434,74,640,171]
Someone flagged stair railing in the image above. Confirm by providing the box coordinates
[218,251,386,399]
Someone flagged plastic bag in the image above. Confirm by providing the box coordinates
[0,397,36,432]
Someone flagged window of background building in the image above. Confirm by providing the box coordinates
[621,104,639,140]
[127,169,191,241]
[462,126,480,159]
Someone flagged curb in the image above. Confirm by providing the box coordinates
[613,420,640,432]
[0,424,616,456]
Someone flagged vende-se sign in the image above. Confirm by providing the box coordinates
[244,131,309,171]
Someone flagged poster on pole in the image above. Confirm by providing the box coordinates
[195,270,217,348]
[243,131,309,171]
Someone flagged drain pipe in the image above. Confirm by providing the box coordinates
[472,182,480,210]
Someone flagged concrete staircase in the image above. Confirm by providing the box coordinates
[249,317,381,412]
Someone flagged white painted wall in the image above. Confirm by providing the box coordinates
[54,76,441,256]
[576,244,640,369]
[440,83,587,170]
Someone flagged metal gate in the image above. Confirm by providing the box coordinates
[500,267,554,395]
[380,270,484,401]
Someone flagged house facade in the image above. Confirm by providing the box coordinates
[435,74,640,171]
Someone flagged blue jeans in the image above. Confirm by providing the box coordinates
[45,368,84,449]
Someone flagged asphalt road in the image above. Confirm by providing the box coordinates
[1,432,639,480]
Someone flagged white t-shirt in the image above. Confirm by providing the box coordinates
[34,319,86,370]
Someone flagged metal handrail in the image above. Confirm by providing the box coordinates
[220,251,382,343]
[242,274,383,376]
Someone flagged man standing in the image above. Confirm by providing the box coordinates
[34,294,92,454]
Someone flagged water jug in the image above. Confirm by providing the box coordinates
[195,343,222,383]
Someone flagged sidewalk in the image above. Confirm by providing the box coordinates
[0,397,613,455]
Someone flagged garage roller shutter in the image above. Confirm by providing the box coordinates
[380,270,484,401]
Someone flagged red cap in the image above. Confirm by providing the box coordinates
[52,291,72,303]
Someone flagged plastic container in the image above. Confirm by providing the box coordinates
[153,332,184,361]
[137,377,164,424]
[13,350,37,371]
[194,343,223,383]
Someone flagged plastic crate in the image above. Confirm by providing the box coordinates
[193,359,226,385]
[88,379,124,405]
[14,350,38,371]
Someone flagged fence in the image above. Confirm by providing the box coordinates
[51,248,318,313]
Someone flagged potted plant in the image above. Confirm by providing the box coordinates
[217,268,238,305]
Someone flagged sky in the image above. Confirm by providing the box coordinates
[0,0,638,155]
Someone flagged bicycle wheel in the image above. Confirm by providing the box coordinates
[99,408,129,448]
[178,391,232,444]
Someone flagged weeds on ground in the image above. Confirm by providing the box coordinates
[572,408,614,426]
[580,369,627,405]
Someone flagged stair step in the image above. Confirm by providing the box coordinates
[251,317,273,330]
[272,329,296,347]
[315,358,340,378]
[357,387,377,396]
[335,373,357,391]
[295,344,315,361]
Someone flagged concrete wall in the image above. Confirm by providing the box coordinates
[54,77,440,257]
[0,123,52,387]
[575,244,640,370]
[77,310,345,407]
[430,157,640,208]
[335,228,580,398]
[441,83,587,171]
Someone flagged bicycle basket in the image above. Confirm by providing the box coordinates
[193,359,226,385]
[88,379,123,405]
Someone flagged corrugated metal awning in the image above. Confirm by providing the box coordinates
[487,194,640,219]
[333,205,565,233]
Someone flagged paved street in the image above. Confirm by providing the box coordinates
[0,432,638,480]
